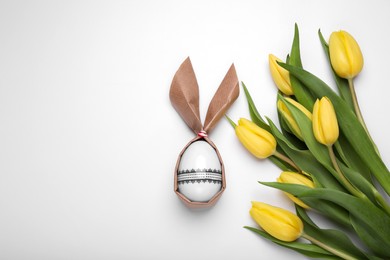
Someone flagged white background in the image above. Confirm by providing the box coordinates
[1,0,389,259]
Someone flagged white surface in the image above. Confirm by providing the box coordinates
[0,0,389,259]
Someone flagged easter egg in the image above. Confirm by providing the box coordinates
[177,140,222,202]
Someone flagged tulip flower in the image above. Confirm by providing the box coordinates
[234,118,277,159]
[312,97,339,146]
[329,30,374,150]
[269,54,294,95]
[277,98,312,140]
[312,98,362,197]
[226,116,300,171]
[250,201,303,242]
[329,30,363,79]
[277,171,315,208]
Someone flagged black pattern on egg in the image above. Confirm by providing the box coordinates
[178,140,222,202]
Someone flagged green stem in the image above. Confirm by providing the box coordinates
[328,145,365,198]
[348,78,380,156]
[274,150,301,173]
[348,78,366,129]
[302,233,359,260]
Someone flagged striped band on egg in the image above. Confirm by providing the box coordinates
[177,168,222,185]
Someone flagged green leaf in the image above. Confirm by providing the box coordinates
[276,98,307,150]
[277,103,293,134]
[279,96,356,193]
[303,198,351,228]
[241,82,269,131]
[318,29,355,111]
[334,131,371,181]
[267,118,344,191]
[269,155,292,171]
[278,63,390,195]
[289,24,303,68]
[296,206,369,260]
[350,215,390,258]
[263,183,390,257]
[288,24,315,110]
[245,226,341,259]
[242,83,293,171]
[333,141,348,166]
[338,163,377,205]
[295,206,315,227]
[225,115,237,129]
[280,96,333,170]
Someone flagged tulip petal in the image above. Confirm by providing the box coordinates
[285,192,310,209]
[329,32,351,78]
[250,208,298,242]
[342,31,364,77]
[279,171,315,188]
[329,31,363,79]
[250,202,303,242]
[235,126,275,159]
[285,98,312,119]
[252,202,303,231]
[238,118,277,149]
[277,100,303,140]
[278,172,314,208]
[318,30,355,111]
[318,97,339,145]
[269,54,294,95]
[312,99,327,146]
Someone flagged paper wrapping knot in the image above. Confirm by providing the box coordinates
[170,57,239,208]
[197,130,208,138]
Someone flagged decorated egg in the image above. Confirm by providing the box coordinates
[177,140,222,202]
[170,57,238,207]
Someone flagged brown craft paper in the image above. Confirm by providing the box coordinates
[170,57,239,208]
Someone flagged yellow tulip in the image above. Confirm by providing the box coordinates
[269,54,294,95]
[312,97,339,146]
[277,98,312,140]
[329,30,364,79]
[250,201,303,242]
[235,118,276,159]
[277,171,315,209]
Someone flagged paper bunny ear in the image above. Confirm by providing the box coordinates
[169,57,203,134]
[203,64,239,133]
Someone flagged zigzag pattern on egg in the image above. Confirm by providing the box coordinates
[177,168,222,174]
[178,179,222,185]
[177,169,222,185]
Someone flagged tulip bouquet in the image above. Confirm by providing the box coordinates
[227,25,390,259]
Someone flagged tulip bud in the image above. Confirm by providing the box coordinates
[250,201,303,242]
[329,30,364,79]
[312,97,339,146]
[235,118,276,159]
[277,171,315,209]
[269,54,294,95]
[277,98,312,140]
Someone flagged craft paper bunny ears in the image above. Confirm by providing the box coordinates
[170,57,239,208]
